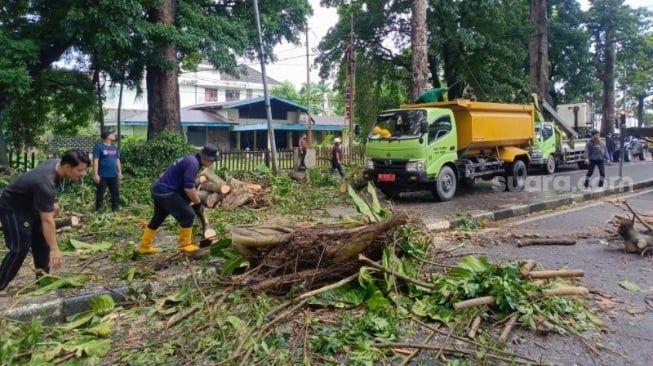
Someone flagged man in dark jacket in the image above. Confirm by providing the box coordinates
[605,132,615,162]
[331,138,345,178]
[0,149,89,294]
[139,145,219,255]
[584,130,610,188]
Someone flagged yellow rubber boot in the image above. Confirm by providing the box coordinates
[179,227,200,253]
[139,228,158,254]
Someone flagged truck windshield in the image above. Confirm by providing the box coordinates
[369,110,426,140]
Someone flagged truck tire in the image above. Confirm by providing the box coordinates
[626,150,632,162]
[378,185,400,200]
[639,151,645,161]
[545,155,556,174]
[432,166,457,201]
[506,160,527,191]
[578,161,588,169]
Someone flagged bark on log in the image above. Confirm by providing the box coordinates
[541,286,588,298]
[453,296,496,311]
[468,316,482,340]
[198,169,227,185]
[615,215,653,253]
[518,239,576,247]
[200,181,231,195]
[222,188,254,210]
[2,215,81,230]
[205,193,223,208]
[527,269,584,279]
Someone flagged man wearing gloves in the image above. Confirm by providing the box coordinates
[139,145,219,254]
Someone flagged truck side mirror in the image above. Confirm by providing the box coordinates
[421,121,428,134]
[353,124,361,136]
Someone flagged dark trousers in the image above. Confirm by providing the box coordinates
[331,161,345,178]
[96,177,120,211]
[585,160,605,187]
[147,190,195,229]
[299,150,307,169]
[0,210,49,291]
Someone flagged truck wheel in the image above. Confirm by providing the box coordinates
[507,160,527,191]
[432,166,457,201]
[625,150,632,162]
[639,151,646,161]
[378,186,400,200]
[578,161,588,169]
[545,155,556,174]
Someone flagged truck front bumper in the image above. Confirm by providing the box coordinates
[363,170,435,188]
[530,158,545,166]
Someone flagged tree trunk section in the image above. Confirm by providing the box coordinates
[601,24,616,137]
[637,95,645,127]
[411,0,429,101]
[146,0,181,140]
[529,0,550,104]
[0,99,8,166]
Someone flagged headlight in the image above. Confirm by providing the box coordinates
[531,149,542,158]
[364,158,375,170]
[406,159,425,172]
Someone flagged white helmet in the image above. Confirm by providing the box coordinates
[334,137,341,143]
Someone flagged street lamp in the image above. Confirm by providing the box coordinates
[618,109,626,181]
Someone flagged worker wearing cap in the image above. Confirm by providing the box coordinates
[93,129,122,211]
[139,145,219,254]
[331,138,345,178]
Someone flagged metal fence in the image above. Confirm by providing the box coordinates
[7,150,36,172]
[216,146,364,172]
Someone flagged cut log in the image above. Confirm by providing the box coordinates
[198,169,227,185]
[615,215,653,254]
[222,188,254,210]
[527,269,584,279]
[198,190,210,203]
[244,183,262,192]
[517,239,576,247]
[520,259,537,276]
[453,296,496,311]
[541,286,588,297]
[55,216,81,228]
[467,316,482,339]
[499,313,518,343]
[200,181,231,195]
[533,315,554,334]
[205,193,223,208]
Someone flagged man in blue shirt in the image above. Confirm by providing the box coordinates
[93,129,122,211]
[139,145,219,254]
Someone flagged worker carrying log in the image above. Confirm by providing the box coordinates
[139,145,219,255]
[0,149,90,295]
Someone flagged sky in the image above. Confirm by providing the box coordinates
[254,0,653,88]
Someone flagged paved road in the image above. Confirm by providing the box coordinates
[390,160,653,221]
[472,190,653,365]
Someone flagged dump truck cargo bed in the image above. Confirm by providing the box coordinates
[402,99,535,152]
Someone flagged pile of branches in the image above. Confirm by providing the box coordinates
[197,170,271,210]
[233,211,409,293]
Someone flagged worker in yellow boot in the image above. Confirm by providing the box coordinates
[139,145,219,254]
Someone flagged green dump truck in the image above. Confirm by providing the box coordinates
[362,100,535,201]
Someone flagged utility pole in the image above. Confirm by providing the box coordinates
[253,0,278,173]
[345,12,356,149]
[619,109,626,181]
[306,29,312,145]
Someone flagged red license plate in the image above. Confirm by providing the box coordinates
[378,174,396,182]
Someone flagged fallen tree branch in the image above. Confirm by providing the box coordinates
[453,296,496,311]
[624,200,653,233]
[527,269,584,279]
[468,316,482,339]
[400,328,437,366]
[519,259,537,276]
[518,239,576,247]
[296,273,359,301]
[373,343,546,365]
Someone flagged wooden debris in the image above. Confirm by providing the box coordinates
[468,316,482,339]
[453,296,496,311]
[614,214,653,254]
[499,313,518,343]
[520,259,537,276]
[517,239,576,247]
[527,269,584,279]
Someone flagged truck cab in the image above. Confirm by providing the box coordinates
[363,108,458,200]
[530,121,588,174]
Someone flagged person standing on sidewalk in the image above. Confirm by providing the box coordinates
[298,134,308,170]
[138,145,219,255]
[93,129,123,211]
[331,138,345,178]
[584,130,610,189]
[0,149,89,295]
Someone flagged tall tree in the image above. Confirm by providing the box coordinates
[529,0,550,103]
[411,0,428,101]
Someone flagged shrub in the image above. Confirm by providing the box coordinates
[120,132,196,178]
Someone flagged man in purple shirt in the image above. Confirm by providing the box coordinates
[139,145,219,254]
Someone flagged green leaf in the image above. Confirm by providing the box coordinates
[307,284,366,308]
[348,185,377,222]
[366,182,387,218]
[365,285,391,312]
[89,295,115,315]
[69,238,113,253]
[27,274,88,295]
[87,321,113,337]
[60,311,95,330]
[619,279,641,292]
[71,339,112,358]
[457,256,492,272]
[221,252,249,275]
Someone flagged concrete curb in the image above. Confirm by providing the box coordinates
[425,178,653,232]
[1,264,218,323]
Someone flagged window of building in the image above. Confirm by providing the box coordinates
[204,88,218,102]
[246,89,253,99]
[226,89,240,102]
